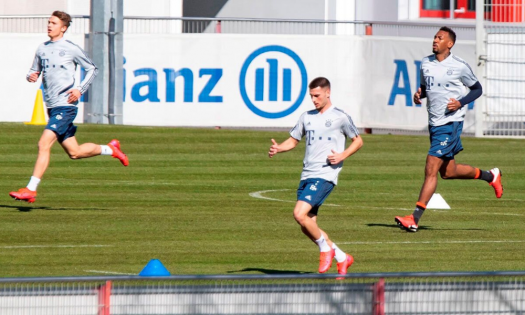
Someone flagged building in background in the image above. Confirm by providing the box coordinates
[1,0,504,23]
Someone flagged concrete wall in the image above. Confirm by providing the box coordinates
[214,0,326,19]
[0,0,182,17]
[355,0,399,21]
[1,0,355,21]
[0,0,67,15]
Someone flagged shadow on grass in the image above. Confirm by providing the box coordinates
[228,268,314,275]
[0,204,106,212]
[367,223,431,231]
[367,223,485,231]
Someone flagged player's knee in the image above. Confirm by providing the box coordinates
[293,211,307,226]
[37,140,52,152]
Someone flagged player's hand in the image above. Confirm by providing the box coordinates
[447,98,461,111]
[27,72,40,83]
[327,149,343,165]
[66,89,82,103]
[413,88,422,104]
[268,139,280,158]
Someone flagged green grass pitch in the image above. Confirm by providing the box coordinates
[0,123,523,277]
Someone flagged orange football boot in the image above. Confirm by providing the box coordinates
[336,254,354,279]
[489,168,503,198]
[9,188,37,203]
[318,249,335,273]
[395,214,418,232]
[108,139,129,166]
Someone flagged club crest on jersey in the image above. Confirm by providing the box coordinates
[59,50,66,57]
[447,69,453,75]
[325,119,333,127]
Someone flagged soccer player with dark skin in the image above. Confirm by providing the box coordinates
[394,27,503,232]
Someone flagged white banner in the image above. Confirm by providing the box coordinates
[122,34,363,127]
[0,33,476,131]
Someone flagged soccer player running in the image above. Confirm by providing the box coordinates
[9,11,128,204]
[395,26,503,232]
[269,77,363,275]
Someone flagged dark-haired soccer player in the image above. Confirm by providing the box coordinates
[395,26,503,232]
[269,77,363,275]
[9,11,128,203]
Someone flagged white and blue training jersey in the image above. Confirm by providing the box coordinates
[28,38,98,108]
[420,53,478,126]
[290,105,359,185]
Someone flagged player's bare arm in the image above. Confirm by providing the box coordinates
[27,72,40,83]
[67,89,82,103]
[268,137,299,158]
[327,135,363,165]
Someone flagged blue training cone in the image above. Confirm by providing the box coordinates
[139,259,171,276]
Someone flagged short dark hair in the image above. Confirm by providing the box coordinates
[52,11,72,32]
[309,77,331,90]
[440,26,456,44]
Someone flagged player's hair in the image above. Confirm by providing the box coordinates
[52,11,72,32]
[440,26,456,44]
[309,77,331,90]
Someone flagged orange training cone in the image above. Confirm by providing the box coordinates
[25,89,46,125]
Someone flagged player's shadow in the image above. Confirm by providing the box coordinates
[0,204,106,212]
[228,268,313,275]
[367,223,484,231]
[367,223,431,231]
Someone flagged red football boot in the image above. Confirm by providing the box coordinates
[336,254,354,279]
[9,188,37,203]
[108,139,129,166]
[489,168,503,198]
[318,249,335,273]
[395,214,418,232]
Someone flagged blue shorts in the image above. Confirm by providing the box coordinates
[296,178,335,216]
[428,121,464,160]
[45,106,78,143]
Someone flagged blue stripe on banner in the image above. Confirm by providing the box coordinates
[255,68,264,101]
[283,68,291,101]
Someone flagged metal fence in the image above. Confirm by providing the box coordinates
[0,15,365,35]
[0,15,89,34]
[482,24,525,137]
[478,0,525,137]
[1,271,525,314]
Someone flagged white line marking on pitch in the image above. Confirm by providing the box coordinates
[0,245,112,249]
[479,212,524,216]
[85,270,134,275]
[339,240,525,245]
[249,189,293,203]
[249,189,341,207]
